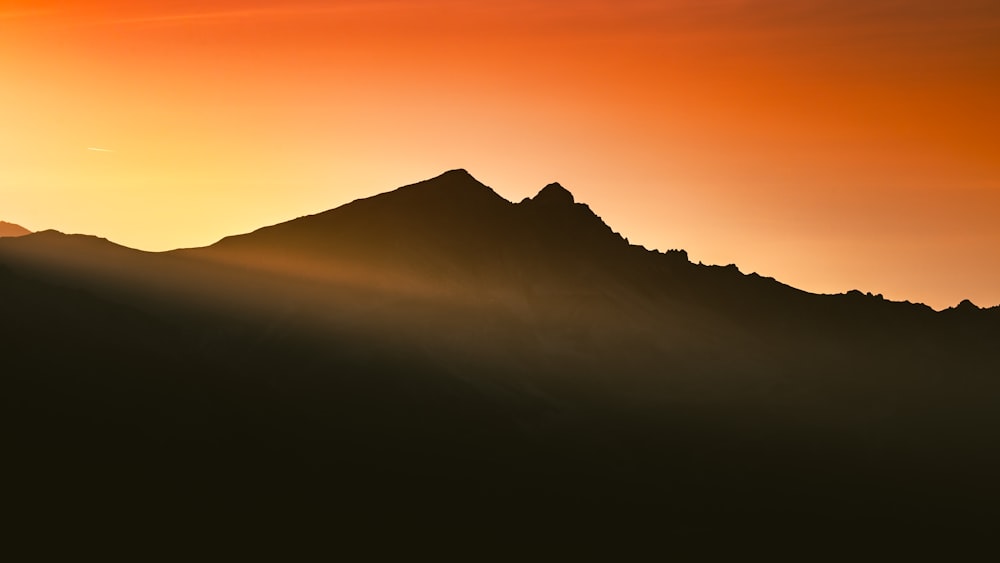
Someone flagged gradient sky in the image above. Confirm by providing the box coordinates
[3,0,999,309]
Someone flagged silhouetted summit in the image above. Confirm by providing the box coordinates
[0,221,30,238]
[531,182,575,206]
[956,298,980,311]
[942,298,982,318]
[385,168,507,206]
[518,181,626,253]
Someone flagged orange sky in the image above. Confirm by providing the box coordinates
[3,0,999,309]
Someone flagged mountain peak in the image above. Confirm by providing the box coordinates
[439,168,474,179]
[0,221,31,238]
[955,299,980,312]
[532,182,575,206]
[376,169,509,213]
[394,168,498,198]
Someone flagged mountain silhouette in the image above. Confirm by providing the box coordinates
[187,169,631,292]
[0,221,30,237]
[3,169,999,546]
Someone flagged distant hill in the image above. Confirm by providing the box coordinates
[0,221,30,237]
[2,169,999,546]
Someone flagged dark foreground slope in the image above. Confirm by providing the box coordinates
[3,170,999,548]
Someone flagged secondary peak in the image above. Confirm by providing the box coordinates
[532,182,575,206]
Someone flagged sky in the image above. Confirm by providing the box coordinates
[2,0,999,309]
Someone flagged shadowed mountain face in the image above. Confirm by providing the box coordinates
[3,169,1000,546]
[0,221,30,238]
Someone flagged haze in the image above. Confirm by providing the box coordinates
[2,0,999,309]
